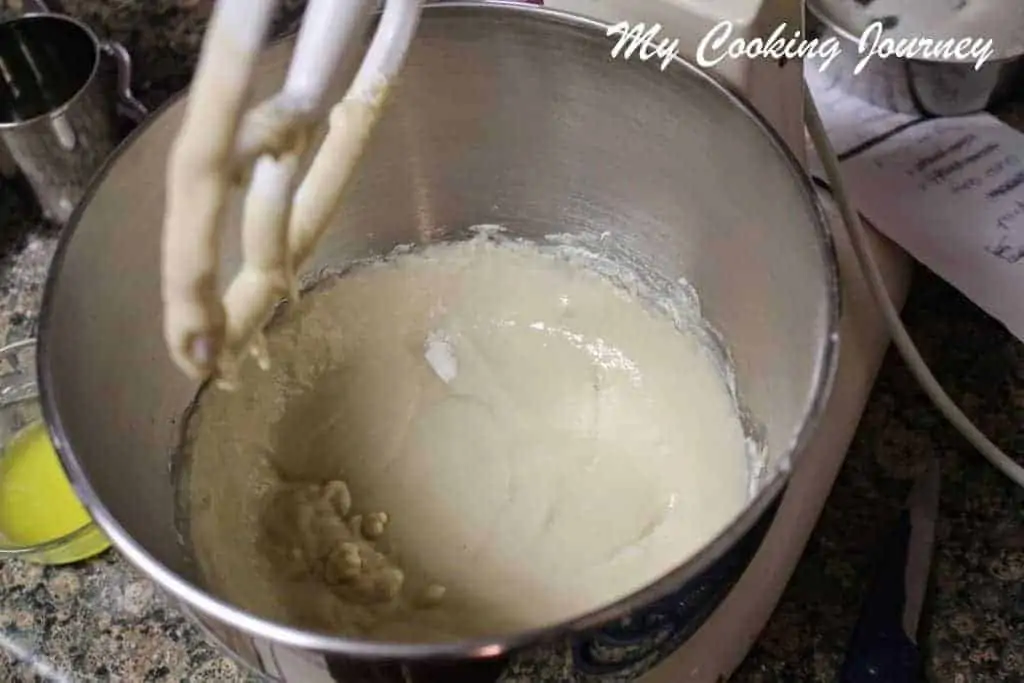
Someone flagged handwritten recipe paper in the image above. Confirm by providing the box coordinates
[805,65,1024,342]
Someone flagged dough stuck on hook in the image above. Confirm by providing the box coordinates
[190,335,214,369]
[250,333,271,371]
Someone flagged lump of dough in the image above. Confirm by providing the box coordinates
[260,480,414,606]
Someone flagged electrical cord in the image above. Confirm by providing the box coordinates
[803,87,1024,490]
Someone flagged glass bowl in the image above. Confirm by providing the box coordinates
[0,338,109,565]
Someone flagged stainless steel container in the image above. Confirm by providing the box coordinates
[0,13,146,224]
[807,1,1024,117]
[37,3,840,681]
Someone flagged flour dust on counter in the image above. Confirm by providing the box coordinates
[179,229,755,642]
[820,0,1024,57]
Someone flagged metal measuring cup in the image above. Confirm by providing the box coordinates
[0,12,147,224]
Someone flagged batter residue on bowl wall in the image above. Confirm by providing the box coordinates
[181,229,754,642]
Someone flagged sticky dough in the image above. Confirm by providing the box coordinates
[184,234,752,642]
[162,7,386,380]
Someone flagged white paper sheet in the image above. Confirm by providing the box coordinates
[806,64,1024,342]
[804,65,919,155]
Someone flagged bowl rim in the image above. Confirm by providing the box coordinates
[0,338,100,560]
[0,517,101,559]
[36,0,841,662]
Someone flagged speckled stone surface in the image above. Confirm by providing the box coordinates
[0,2,1022,681]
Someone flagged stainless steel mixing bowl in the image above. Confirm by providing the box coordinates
[37,3,840,681]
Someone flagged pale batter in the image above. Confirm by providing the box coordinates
[184,233,752,642]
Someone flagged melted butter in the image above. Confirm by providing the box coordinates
[185,232,752,641]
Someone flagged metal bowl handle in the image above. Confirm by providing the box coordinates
[99,40,149,124]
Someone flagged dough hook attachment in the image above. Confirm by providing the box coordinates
[162,0,422,382]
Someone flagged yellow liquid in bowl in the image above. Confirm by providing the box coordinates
[0,422,109,562]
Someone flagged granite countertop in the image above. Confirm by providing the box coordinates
[0,2,1022,681]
